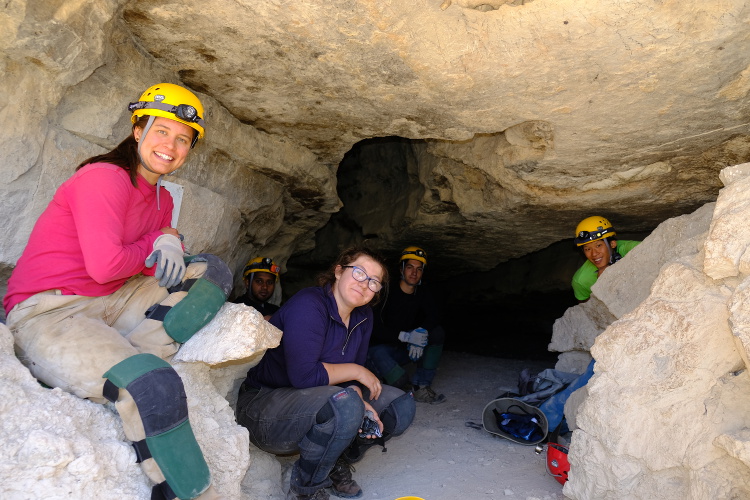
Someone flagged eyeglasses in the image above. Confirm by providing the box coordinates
[342,266,383,292]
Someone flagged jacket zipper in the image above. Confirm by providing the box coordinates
[338,316,367,355]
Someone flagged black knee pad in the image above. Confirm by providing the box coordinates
[380,391,416,437]
[297,388,364,480]
[315,387,364,435]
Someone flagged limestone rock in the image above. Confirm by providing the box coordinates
[5,0,750,292]
[549,297,616,355]
[562,164,750,499]
[592,203,715,319]
[705,162,750,280]
[0,301,283,499]
[174,302,282,366]
[0,322,150,499]
[550,201,714,373]
[175,302,282,402]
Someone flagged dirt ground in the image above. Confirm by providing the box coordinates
[278,351,568,500]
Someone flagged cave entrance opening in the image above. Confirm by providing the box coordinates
[286,136,581,362]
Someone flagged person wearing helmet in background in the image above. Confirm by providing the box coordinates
[571,216,640,302]
[367,246,447,404]
[3,83,233,499]
[234,257,282,320]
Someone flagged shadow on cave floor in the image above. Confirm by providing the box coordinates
[441,290,578,362]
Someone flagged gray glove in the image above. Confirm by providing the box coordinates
[145,234,185,289]
[398,327,428,347]
[408,343,424,361]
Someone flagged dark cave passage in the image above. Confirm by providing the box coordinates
[284,136,590,362]
[437,290,578,362]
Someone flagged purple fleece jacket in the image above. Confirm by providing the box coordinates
[244,285,373,389]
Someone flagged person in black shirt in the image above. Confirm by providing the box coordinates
[233,257,281,320]
[367,246,447,404]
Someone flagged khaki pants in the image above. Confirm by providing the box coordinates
[7,262,221,499]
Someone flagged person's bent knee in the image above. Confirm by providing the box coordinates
[380,391,416,437]
[427,325,446,345]
[317,387,365,438]
[146,254,232,344]
[103,353,210,500]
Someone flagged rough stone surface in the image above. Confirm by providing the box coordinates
[549,200,716,373]
[561,164,750,499]
[5,0,750,294]
[0,303,281,500]
[174,302,282,366]
[705,162,750,280]
[5,1,750,498]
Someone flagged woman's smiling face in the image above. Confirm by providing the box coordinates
[334,255,384,311]
[134,116,195,184]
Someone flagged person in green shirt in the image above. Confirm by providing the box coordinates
[571,216,640,301]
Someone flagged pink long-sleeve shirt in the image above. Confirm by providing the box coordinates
[4,163,173,314]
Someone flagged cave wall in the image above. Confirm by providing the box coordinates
[6,0,750,298]
[116,0,750,276]
[5,2,750,498]
[0,0,339,316]
[557,163,750,499]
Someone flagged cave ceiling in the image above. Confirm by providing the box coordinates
[121,0,750,273]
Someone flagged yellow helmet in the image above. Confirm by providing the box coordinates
[400,246,427,265]
[243,257,280,279]
[574,216,616,246]
[128,83,205,147]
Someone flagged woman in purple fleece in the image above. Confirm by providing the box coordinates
[236,246,416,500]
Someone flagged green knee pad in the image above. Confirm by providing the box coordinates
[385,365,407,385]
[103,354,210,500]
[150,254,233,343]
[422,344,444,370]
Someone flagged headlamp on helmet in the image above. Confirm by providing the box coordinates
[243,257,280,279]
[400,246,427,266]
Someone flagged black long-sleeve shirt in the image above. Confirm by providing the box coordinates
[370,282,441,346]
[233,293,280,317]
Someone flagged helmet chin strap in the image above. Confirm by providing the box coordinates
[602,237,622,266]
[602,238,613,266]
[137,115,164,210]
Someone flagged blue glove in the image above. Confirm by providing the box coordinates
[398,327,428,347]
[408,343,424,361]
[145,234,185,289]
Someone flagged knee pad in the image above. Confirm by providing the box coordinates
[421,344,444,371]
[298,388,363,482]
[314,388,363,438]
[380,391,416,437]
[103,354,210,500]
[147,254,233,343]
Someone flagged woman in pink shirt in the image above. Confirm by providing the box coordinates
[4,83,231,500]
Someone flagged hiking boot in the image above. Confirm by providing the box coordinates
[285,488,330,500]
[413,385,447,404]
[329,458,363,499]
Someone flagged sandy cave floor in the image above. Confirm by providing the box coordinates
[273,351,568,500]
